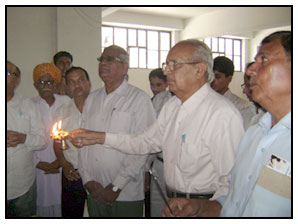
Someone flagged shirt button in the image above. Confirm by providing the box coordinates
[261,148,265,152]
[248,175,252,180]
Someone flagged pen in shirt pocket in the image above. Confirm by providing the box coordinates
[181,133,186,146]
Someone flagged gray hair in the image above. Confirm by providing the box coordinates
[104,45,129,64]
[178,39,214,83]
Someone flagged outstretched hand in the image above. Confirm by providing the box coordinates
[68,129,104,147]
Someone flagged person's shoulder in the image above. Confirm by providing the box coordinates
[127,83,151,99]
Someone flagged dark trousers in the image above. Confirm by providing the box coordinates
[87,195,144,217]
[62,171,87,218]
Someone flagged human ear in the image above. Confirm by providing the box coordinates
[195,62,208,79]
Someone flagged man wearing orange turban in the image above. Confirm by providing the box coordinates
[32,62,71,217]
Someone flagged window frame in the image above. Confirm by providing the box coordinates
[202,36,243,72]
[102,25,172,69]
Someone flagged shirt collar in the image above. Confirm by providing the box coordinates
[180,83,210,114]
[104,79,129,97]
[258,111,291,132]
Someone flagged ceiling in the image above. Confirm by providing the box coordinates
[102,7,225,19]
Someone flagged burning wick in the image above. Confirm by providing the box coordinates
[51,120,69,150]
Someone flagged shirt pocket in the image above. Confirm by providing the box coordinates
[109,110,133,133]
[18,112,31,134]
[178,142,200,173]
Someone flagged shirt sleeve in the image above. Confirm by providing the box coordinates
[23,98,48,151]
[209,110,244,200]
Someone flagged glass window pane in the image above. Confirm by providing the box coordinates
[148,31,158,50]
[160,32,170,50]
[102,26,113,48]
[204,38,211,49]
[139,48,147,68]
[160,50,169,67]
[148,50,158,69]
[129,47,138,68]
[212,38,218,52]
[234,56,241,71]
[114,28,127,49]
[128,29,137,46]
[138,30,146,47]
[226,54,233,61]
[226,39,233,55]
[212,53,219,58]
[219,38,225,52]
[234,40,241,56]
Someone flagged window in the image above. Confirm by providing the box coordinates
[202,37,243,72]
[102,25,171,69]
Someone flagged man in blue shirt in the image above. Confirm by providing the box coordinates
[161,31,291,217]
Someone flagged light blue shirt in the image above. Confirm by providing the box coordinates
[220,112,291,217]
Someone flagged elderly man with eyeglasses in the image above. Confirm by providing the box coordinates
[69,40,244,217]
[31,63,71,217]
[70,45,156,217]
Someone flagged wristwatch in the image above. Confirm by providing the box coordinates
[112,185,119,192]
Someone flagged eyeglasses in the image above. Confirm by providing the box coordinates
[38,80,55,86]
[7,71,17,77]
[241,83,250,90]
[97,55,122,63]
[162,61,201,71]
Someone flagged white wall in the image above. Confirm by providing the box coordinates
[182,7,291,39]
[7,7,291,101]
[57,7,102,91]
[7,7,103,98]
[7,7,58,97]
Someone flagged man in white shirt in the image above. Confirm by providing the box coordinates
[211,56,249,112]
[71,45,156,217]
[54,66,91,217]
[69,40,244,217]
[7,61,47,217]
[163,31,291,217]
[32,63,71,217]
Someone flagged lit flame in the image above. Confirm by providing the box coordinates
[50,120,69,140]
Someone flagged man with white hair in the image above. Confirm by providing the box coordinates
[74,45,156,217]
[69,39,244,217]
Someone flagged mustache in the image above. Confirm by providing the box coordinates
[74,87,83,93]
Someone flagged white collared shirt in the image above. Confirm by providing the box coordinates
[105,83,244,200]
[79,80,156,201]
[7,94,48,200]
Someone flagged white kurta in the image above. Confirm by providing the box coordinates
[105,84,245,200]
[31,94,70,216]
[79,80,156,201]
[7,94,48,200]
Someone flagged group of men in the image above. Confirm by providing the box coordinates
[7,30,291,218]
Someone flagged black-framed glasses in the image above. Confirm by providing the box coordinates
[97,55,122,63]
[241,83,250,90]
[162,61,201,71]
[38,80,55,86]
